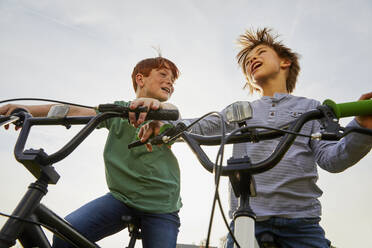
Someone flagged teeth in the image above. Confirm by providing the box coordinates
[252,62,261,71]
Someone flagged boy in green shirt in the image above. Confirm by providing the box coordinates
[0,56,182,248]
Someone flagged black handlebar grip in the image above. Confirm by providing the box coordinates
[128,140,144,149]
[146,109,179,121]
[98,104,148,113]
[97,104,178,120]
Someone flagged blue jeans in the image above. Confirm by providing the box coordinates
[226,217,331,248]
[52,193,180,248]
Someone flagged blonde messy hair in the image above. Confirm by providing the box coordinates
[236,27,300,94]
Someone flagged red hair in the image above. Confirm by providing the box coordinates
[131,57,180,92]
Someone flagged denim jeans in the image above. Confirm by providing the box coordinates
[52,193,180,248]
[226,217,331,248]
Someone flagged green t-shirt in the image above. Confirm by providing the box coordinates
[97,101,182,213]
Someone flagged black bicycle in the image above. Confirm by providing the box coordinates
[0,101,179,248]
[129,98,372,248]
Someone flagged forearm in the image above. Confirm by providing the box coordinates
[314,119,372,173]
[26,104,53,117]
[28,104,95,117]
[173,113,236,136]
[67,105,96,116]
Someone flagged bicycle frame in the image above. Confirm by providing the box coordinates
[0,105,179,248]
[0,113,101,248]
[0,176,97,248]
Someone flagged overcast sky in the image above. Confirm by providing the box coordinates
[1,0,371,247]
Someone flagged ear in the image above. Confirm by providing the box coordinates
[135,73,145,89]
[280,58,291,69]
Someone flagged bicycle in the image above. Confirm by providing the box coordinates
[0,101,179,248]
[129,98,372,248]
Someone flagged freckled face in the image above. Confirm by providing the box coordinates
[138,65,175,102]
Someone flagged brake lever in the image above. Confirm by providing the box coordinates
[317,105,343,140]
[0,115,20,127]
[0,108,30,128]
[128,122,187,149]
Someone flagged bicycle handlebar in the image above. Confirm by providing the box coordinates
[2,104,179,183]
[129,99,372,177]
[181,110,325,176]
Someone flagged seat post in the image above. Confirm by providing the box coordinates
[122,215,141,248]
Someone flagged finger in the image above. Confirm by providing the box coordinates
[5,124,9,130]
[149,100,160,110]
[149,121,162,136]
[128,112,137,127]
[129,99,144,110]
[137,112,148,126]
[138,124,149,140]
[15,126,21,131]
[0,104,10,115]
[145,143,153,152]
[359,92,372,101]
[154,126,161,136]
[138,125,145,139]
[140,127,153,143]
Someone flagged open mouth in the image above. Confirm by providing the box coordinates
[251,62,262,74]
[161,87,171,94]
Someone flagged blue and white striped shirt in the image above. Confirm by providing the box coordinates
[179,93,372,219]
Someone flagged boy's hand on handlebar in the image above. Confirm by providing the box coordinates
[129,98,161,127]
[356,92,372,129]
[128,98,178,127]
[0,104,29,130]
[138,121,164,152]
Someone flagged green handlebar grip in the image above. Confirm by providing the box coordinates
[323,99,372,118]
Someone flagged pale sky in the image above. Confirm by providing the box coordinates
[0,0,371,247]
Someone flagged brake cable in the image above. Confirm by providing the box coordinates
[0,98,95,109]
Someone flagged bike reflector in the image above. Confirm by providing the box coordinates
[225,101,253,124]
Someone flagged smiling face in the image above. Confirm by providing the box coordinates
[236,28,300,94]
[245,44,285,84]
[136,64,175,102]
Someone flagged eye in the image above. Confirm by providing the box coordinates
[259,50,266,55]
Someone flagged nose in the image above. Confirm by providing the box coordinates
[165,76,175,86]
[249,55,258,65]
[247,55,258,73]
[164,77,175,93]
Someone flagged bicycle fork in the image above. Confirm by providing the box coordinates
[0,174,50,248]
[229,160,260,248]
[234,193,260,248]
